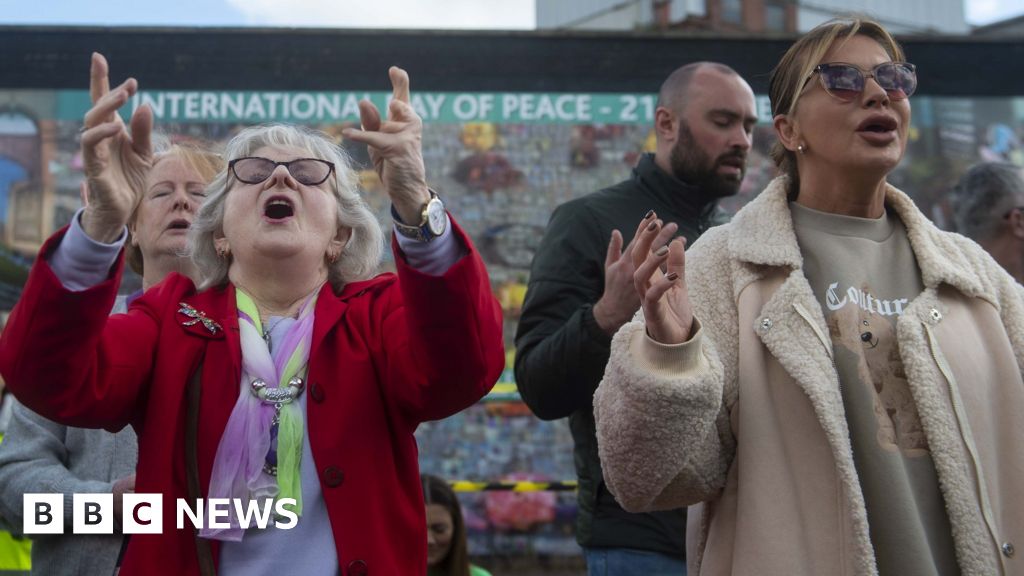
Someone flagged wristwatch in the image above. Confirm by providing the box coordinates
[391,190,446,242]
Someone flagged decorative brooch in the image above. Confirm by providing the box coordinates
[177,302,222,334]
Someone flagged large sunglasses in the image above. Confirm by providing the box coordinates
[229,157,335,186]
[808,62,917,102]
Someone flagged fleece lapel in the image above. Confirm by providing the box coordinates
[886,188,990,299]
[895,288,998,576]
[728,178,877,566]
[729,179,851,440]
[726,178,804,270]
[753,270,858,473]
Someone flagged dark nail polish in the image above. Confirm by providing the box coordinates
[644,209,655,220]
[647,221,658,231]
[666,272,679,281]
[654,245,669,257]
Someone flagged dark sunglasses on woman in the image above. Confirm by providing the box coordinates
[229,157,336,186]
[808,61,917,102]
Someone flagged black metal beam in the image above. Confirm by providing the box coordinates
[0,26,1021,96]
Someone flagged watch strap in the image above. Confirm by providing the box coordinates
[392,190,442,242]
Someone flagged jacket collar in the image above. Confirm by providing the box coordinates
[634,153,721,224]
[176,278,228,341]
[310,273,396,356]
[177,273,395,333]
[174,273,397,387]
[727,177,990,300]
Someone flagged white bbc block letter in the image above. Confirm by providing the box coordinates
[207,498,231,529]
[73,494,114,534]
[122,494,162,534]
[23,494,63,534]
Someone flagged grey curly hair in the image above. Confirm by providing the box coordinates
[188,124,384,291]
[953,162,1024,241]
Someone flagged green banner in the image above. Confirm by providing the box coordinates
[50,90,774,125]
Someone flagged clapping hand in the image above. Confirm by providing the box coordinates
[593,212,678,335]
[630,212,693,344]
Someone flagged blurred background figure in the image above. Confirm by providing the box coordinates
[596,17,1024,576]
[0,379,31,576]
[422,474,493,576]
[952,162,1024,283]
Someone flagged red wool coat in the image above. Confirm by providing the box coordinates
[0,222,504,576]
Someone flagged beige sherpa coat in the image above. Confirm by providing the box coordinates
[594,177,1024,576]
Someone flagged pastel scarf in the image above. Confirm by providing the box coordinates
[201,287,319,541]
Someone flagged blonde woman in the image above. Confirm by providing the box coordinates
[595,18,1024,576]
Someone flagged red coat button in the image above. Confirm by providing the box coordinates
[324,466,345,487]
[346,559,368,575]
[310,382,325,403]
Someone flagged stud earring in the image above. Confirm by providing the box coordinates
[797,143,807,155]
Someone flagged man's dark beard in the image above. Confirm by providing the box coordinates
[669,122,746,198]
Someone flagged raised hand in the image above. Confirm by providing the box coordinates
[593,212,678,335]
[630,213,693,345]
[79,52,153,243]
[342,67,430,224]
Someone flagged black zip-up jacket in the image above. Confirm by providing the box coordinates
[515,153,727,557]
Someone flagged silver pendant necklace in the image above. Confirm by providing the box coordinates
[261,317,287,352]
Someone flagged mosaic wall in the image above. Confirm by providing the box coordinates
[0,91,1022,561]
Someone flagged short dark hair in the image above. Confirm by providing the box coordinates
[952,162,1024,241]
[657,62,742,113]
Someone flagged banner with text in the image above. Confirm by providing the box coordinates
[46,90,774,124]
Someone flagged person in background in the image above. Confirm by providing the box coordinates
[0,383,32,576]
[952,161,1024,283]
[595,18,1024,575]
[422,474,492,576]
[0,53,223,576]
[514,62,755,575]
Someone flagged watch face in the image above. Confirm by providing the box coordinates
[426,199,446,235]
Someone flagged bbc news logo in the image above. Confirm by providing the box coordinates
[23,494,298,534]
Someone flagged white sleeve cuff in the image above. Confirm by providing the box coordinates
[631,317,708,377]
[394,215,466,276]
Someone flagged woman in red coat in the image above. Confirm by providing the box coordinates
[0,55,503,576]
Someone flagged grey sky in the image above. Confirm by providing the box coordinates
[0,0,1020,28]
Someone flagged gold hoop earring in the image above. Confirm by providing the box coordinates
[217,246,230,259]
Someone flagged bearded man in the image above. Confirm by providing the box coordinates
[515,62,757,575]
